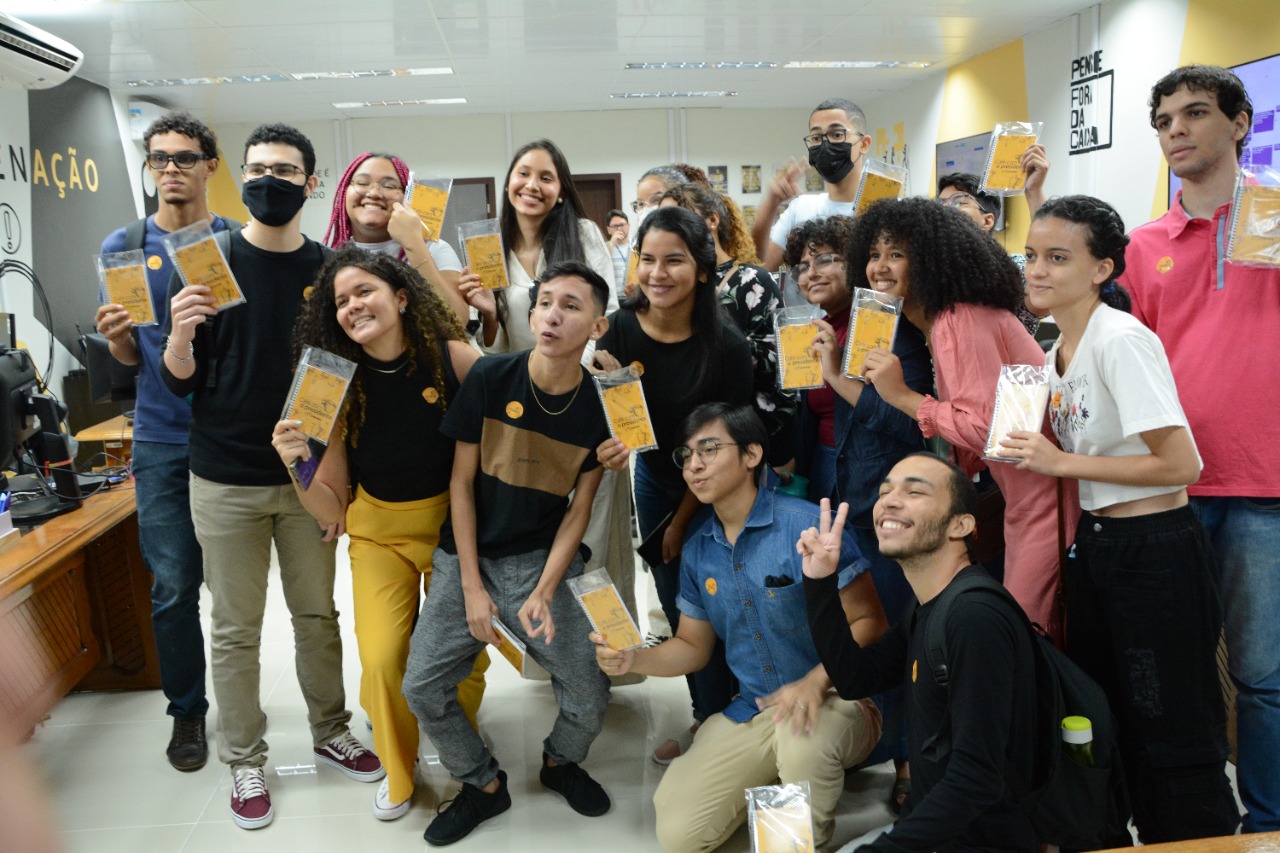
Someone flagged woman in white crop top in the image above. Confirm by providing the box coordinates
[1000,195,1239,843]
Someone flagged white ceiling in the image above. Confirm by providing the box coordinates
[13,0,1102,124]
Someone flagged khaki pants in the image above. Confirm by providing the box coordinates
[654,696,881,853]
[190,474,349,769]
[346,487,489,804]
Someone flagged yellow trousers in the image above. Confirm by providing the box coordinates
[346,487,489,803]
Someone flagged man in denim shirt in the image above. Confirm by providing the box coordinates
[595,403,887,852]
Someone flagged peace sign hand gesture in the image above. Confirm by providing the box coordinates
[796,498,849,580]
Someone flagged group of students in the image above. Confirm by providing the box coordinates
[91,59,1277,851]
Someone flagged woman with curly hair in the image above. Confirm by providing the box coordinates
[1000,196,1237,843]
[271,247,489,823]
[848,197,1078,641]
[660,182,797,466]
[322,151,468,322]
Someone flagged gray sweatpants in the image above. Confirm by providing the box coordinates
[403,548,610,788]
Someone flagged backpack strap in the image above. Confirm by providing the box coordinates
[123,217,149,252]
[924,569,1022,687]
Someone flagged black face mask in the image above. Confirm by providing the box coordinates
[808,139,856,184]
[241,175,307,226]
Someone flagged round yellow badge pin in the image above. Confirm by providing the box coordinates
[1157,256,1174,274]
[506,401,524,419]
[705,578,717,595]
[423,387,439,404]
[303,285,314,300]
[912,659,918,683]
[147,255,163,270]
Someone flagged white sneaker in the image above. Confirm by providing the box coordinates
[373,776,411,821]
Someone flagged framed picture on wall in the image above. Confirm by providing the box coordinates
[742,165,762,194]
[708,166,728,192]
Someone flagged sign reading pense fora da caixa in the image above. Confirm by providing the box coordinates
[1069,50,1114,155]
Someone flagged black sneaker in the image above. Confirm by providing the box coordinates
[167,716,208,772]
[539,754,610,817]
[424,770,511,847]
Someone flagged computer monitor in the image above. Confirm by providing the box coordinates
[81,332,138,406]
[0,348,39,474]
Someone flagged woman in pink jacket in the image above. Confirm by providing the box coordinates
[842,197,1077,640]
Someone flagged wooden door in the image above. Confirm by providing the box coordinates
[573,173,622,240]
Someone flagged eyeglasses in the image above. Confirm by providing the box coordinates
[350,176,404,194]
[631,192,664,214]
[241,162,308,180]
[802,128,863,148]
[606,221,628,230]
[793,252,843,278]
[147,151,209,170]
[672,438,738,469]
[938,192,977,209]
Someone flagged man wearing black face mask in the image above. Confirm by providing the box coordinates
[751,98,873,271]
[161,123,380,831]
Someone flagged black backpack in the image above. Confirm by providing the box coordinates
[920,570,1131,848]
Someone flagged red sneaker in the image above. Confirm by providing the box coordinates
[230,766,273,830]
[314,731,385,782]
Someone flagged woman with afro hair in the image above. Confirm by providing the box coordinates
[271,247,489,823]
[846,197,1078,641]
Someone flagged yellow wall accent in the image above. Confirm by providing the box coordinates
[937,39,1031,254]
[207,134,249,223]
[1154,0,1280,217]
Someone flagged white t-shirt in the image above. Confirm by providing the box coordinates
[480,218,620,365]
[1046,304,1199,511]
[768,193,855,250]
[354,237,463,272]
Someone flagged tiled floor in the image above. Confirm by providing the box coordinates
[26,546,897,852]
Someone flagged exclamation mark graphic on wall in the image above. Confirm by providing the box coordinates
[3,209,12,252]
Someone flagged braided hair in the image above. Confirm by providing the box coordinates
[323,152,411,249]
[292,247,468,447]
[1033,195,1132,312]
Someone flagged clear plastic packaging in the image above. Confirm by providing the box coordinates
[490,615,528,676]
[568,568,643,651]
[745,780,815,853]
[458,218,511,290]
[404,173,452,241]
[774,308,825,391]
[853,158,908,216]
[842,287,902,380]
[282,346,358,447]
[981,122,1044,196]
[95,249,155,325]
[594,363,658,452]
[984,364,1051,461]
[163,219,245,310]
[1226,166,1280,268]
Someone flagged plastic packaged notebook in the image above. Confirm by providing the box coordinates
[774,308,824,391]
[980,122,1043,196]
[490,616,528,676]
[746,780,815,853]
[163,219,245,311]
[853,159,907,216]
[842,288,902,380]
[569,568,643,651]
[594,363,658,452]
[458,218,511,290]
[984,364,1051,462]
[404,172,452,240]
[95,249,155,325]
[1226,166,1280,268]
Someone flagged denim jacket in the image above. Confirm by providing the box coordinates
[677,486,868,722]
[797,319,932,527]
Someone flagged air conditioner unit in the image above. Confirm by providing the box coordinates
[0,12,83,90]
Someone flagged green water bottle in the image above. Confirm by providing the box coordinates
[1061,715,1095,767]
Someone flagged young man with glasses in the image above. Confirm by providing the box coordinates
[95,111,235,774]
[161,123,379,830]
[604,208,631,298]
[596,403,886,852]
[751,98,874,271]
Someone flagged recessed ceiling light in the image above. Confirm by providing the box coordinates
[127,74,289,86]
[333,98,467,109]
[291,67,453,80]
[783,60,931,69]
[611,91,737,99]
[624,62,777,70]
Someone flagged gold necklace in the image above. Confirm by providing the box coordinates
[527,354,583,416]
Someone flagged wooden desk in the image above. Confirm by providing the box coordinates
[73,414,134,464]
[1095,832,1280,851]
[0,486,159,735]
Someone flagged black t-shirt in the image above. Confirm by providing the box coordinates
[805,566,1039,852]
[438,351,607,559]
[161,232,327,486]
[348,339,461,502]
[597,310,753,490]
